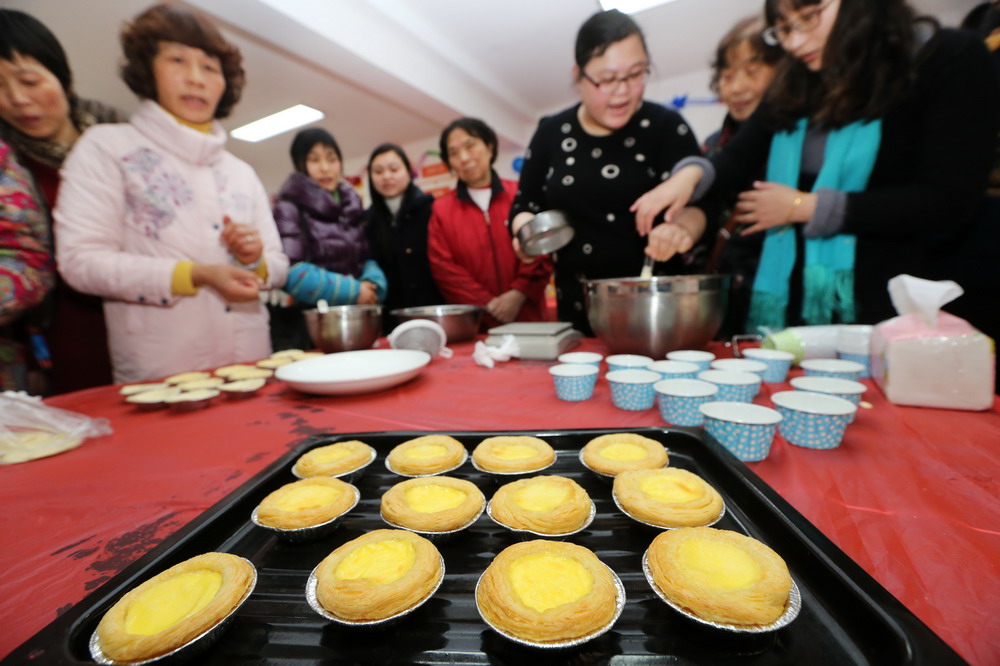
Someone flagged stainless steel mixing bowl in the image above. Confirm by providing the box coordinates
[584,275,729,357]
[304,305,382,353]
[390,304,483,342]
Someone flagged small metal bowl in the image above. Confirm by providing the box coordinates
[384,450,469,478]
[611,489,726,530]
[642,550,802,633]
[390,305,483,343]
[305,554,445,627]
[516,210,574,257]
[250,484,360,544]
[304,304,382,353]
[380,501,485,545]
[486,498,596,541]
[291,446,378,485]
[474,563,625,649]
[89,558,257,665]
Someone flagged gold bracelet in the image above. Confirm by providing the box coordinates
[786,193,804,223]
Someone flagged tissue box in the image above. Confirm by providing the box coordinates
[870,312,995,410]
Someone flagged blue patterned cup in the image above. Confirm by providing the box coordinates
[549,364,599,401]
[700,401,782,462]
[837,325,872,378]
[606,369,660,410]
[666,350,715,372]
[697,370,762,403]
[790,376,866,423]
[647,360,701,380]
[711,358,769,379]
[605,354,653,373]
[741,348,796,383]
[557,351,603,367]
[655,379,719,426]
[771,390,856,449]
[800,358,866,382]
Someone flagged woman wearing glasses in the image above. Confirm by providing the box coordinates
[641,0,999,333]
[508,9,709,334]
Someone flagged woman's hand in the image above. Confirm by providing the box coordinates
[735,181,816,235]
[357,281,379,305]
[220,215,263,265]
[486,289,527,324]
[630,164,703,236]
[644,207,707,262]
[192,264,261,302]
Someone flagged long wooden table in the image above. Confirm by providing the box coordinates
[1,338,998,664]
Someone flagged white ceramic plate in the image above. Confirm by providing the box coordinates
[275,349,431,395]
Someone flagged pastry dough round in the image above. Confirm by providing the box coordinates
[293,440,375,478]
[646,527,792,626]
[381,476,484,532]
[163,371,211,385]
[314,529,443,621]
[490,475,592,534]
[472,436,555,474]
[614,468,723,528]
[256,477,357,529]
[477,540,618,644]
[96,552,254,663]
[387,435,466,476]
[581,432,668,476]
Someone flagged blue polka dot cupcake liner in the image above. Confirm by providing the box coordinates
[800,359,866,382]
[647,360,701,380]
[666,350,715,372]
[771,391,856,449]
[837,352,871,378]
[655,379,719,427]
[789,376,866,424]
[607,369,660,411]
[549,364,599,402]
[699,401,782,462]
[741,348,796,383]
[697,370,761,403]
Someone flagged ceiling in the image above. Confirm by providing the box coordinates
[7,0,975,193]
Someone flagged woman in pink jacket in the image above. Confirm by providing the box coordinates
[54,4,288,383]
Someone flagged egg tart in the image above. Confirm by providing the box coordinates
[386,435,466,476]
[213,364,257,379]
[293,440,375,479]
[613,468,724,528]
[381,476,484,532]
[645,527,792,627]
[313,529,444,622]
[256,477,357,530]
[95,552,255,663]
[477,540,620,644]
[581,432,668,476]
[163,371,211,385]
[472,436,555,474]
[119,382,169,397]
[489,475,592,535]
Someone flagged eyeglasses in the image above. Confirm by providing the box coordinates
[580,67,650,94]
[762,0,835,46]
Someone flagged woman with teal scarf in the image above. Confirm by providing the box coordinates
[632,0,999,333]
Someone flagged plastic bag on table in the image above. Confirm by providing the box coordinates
[0,391,112,464]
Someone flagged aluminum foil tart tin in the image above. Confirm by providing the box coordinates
[380,501,485,545]
[641,550,802,633]
[250,484,360,543]
[291,446,377,485]
[469,456,556,484]
[305,554,446,627]
[474,563,626,649]
[611,488,726,530]
[88,557,257,665]
[577,448,672,484]
[486,499,596,541]
[384,450,469,478]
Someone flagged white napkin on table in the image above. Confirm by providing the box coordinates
[887,274,963,327]
[473,335,521,368]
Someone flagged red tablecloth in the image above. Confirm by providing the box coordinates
[1,339,998,664]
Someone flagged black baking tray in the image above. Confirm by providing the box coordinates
[5,427,963,665]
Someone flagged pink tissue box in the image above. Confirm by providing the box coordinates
[870,312,995,410]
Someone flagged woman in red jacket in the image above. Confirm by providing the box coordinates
[427,117,551,329]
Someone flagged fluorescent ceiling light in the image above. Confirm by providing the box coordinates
[599,0,680,14]
[230,104,324,142]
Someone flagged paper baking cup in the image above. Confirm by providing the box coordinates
[305,555,445,627]
[549,363,599,401]
[384,450,468,478]
[790,376,866,423]
[380,501,485,545]
[647,360,701,380]
[700,401,782,462]
[292,446,377,484]
[710,358,768,379]
[611,488,725,530]
[771,390,855,450]
[556,351,603,367]
[486,498,596,541]
[607,369,660,410]
[642,550,801,633]
[251,484,360,543]
[697,370,762,403]
[800,358,866,382]
[605,354,654,373]
[655,378,719,426]
[665,350,715,372]
[89,558,257,665]
[474,563,626,649]
[740,348,795,383]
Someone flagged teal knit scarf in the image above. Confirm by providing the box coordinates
[746,117,882,333]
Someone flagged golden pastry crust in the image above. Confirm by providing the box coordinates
[96,552,254,663]
[614,468,723,528]
[490,475,591,534]
[163,371,211,385]
[472,436,555,473]
[314,529,443,621]
[581,432,668,476]
[381,476,484,532]
[256,477,357,529]
[387,435,466,476]
[477,540,618,643]
[293,440,375,478]
[646,527,792,626]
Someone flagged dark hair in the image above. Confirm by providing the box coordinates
[438,117,497,169]
[119,4,245,119]
[762,0,923,130]
[366,142,414,206]
[710,16,783,94]
[0,9,74,105]
[290,127,341,174]
[574,9,648,71]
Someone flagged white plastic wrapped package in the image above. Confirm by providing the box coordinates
[0,392,113,464]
